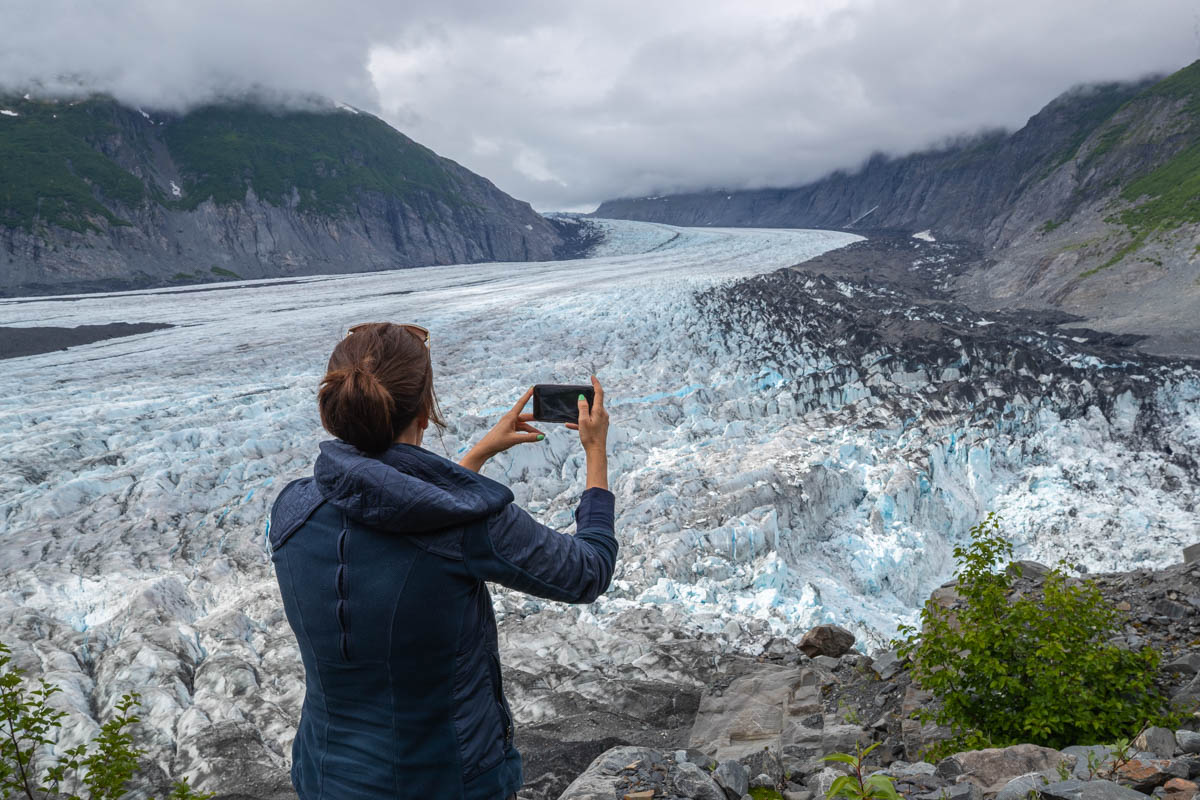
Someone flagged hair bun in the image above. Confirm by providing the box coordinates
[318,362,397,454]
[317,322,445,455]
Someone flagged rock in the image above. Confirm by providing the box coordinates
[1180,731,1200,756]
[1163,777,1199,799]
[811,655,841,670]
[782,792,813,800]
[869,650,904,680]
[805,767,843,796]
[1166,654,1200,677]
[1062,744,1116,779]
[750,773,775,789]
[1185,542,1200,564]
[889,761,938,777]
[1136,725,1180,757]
[938,744,1074,794]
[558,746,665,800]
[1175,673,1200,705]
[1036,778,1147,799]
[1113,756,1189,792]
[714,760,750,800]
[690,666,826,761]
[916,784,981,800]
[995,772,1053,800]
[740,748,785,786]
[799,624,856,658]
[1007,560,1051,579]
[674,761,728,800]
[623,792,655,800]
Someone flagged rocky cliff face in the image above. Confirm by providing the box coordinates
[0,97,567,295]
[596,61,1200,357]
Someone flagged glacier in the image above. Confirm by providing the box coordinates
[0,219,1197,793]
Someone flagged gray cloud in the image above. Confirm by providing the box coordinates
[5,1,1199,210]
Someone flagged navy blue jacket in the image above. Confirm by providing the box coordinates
[268,441,618,799]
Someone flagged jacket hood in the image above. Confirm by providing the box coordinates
[312,440,514,533]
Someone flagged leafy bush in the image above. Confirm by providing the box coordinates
[896,514,1166,755]
[0,642,212,800]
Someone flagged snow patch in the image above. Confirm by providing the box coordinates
[335,102,359,114]
[170,181,182,198]
[913,230,936,242]
[0,110,19,117]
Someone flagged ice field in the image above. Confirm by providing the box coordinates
[1,218,1198,788]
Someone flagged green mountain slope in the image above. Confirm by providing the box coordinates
[0,96,564,294]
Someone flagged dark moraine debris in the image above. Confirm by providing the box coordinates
[0,322,173,360]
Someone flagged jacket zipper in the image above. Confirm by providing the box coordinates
[490,651,514,749]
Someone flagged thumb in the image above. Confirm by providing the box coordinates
[577,391,590,421]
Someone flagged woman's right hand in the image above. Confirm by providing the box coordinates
[567,376,608,452]
[568,376,610,491]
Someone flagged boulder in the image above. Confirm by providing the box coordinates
[799,624,856,658]
[740,747,784,786]
[1179,730,1200,756]
[558,746,664,800]
[1184,542,1200,564]
[1062,744,1117,779]
[916,784,981,800]
[1135,725,1180,757]
[749,773,775,790]
[690,665,826,760]
[673,761,727,800]
[995,772,1052,800]
[869,650,904,680]
[1165,653,1200,678]
[937,743,1074,794]
[782,792,813,800]
[713,760,750,800]
[1176,673,1200,705]
[805,767,843,796]
[1036,778,1147,799]
[1113,755,1189,792]
[1163,777,1199,799]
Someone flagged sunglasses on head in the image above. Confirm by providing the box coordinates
[346,322,430,347]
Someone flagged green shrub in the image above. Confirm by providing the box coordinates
[895,514,1166,756]
[0,642,212,800]
[822,743,901,799]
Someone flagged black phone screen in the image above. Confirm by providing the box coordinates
[532,384,594,423]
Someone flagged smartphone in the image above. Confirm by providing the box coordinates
[532,384,594,424]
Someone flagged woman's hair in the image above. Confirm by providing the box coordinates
[318,322,446,454]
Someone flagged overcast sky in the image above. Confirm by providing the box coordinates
[5,1,1199,210]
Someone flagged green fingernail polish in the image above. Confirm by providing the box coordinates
[578,394,586,401]
[537,434,545,441]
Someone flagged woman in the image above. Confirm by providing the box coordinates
[268,322,616,799]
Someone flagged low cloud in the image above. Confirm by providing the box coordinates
[5,0,1199,209]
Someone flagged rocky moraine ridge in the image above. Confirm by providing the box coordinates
[533,552,1200,800]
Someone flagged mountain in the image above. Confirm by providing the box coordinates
[0,96,570,295]
[595,61,1200,357]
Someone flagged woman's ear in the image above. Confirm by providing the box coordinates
[419,412,429,431]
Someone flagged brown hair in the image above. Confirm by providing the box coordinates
[318,322,445,454]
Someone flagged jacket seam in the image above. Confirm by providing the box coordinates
[281,545,330,796]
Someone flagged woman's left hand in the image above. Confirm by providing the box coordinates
[459,387,545,472]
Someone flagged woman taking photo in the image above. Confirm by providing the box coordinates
[268,322,617,799]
